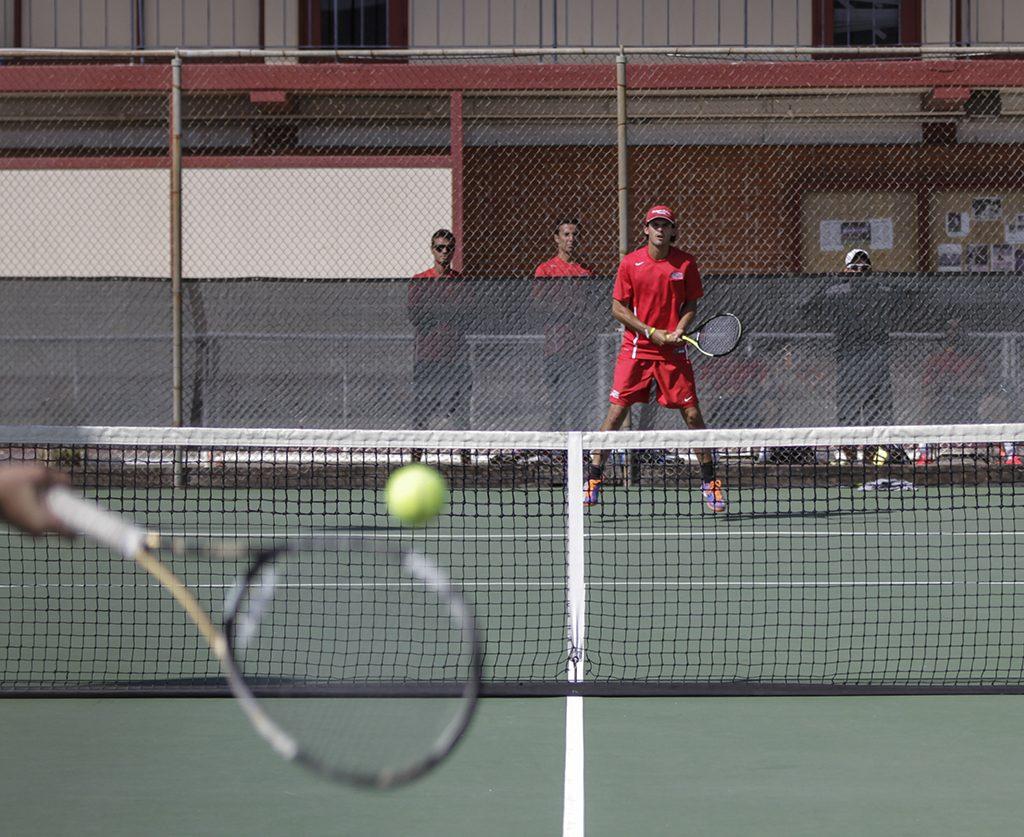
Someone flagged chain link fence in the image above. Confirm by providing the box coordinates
[1,48,1023,430]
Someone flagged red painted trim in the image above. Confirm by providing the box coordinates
[813,0,833,47]
[183,155,451,169]
[12,0,22,49]
[450,92,464,272]
[250,89,288,104]
[0,65,170,92]
[0,155,450,170]
[4,59,1024,95]
[902,0,922,46]
[181,63,615,91]
[388,0,409,48]
[298,0,321,48]
[0,157,169,169]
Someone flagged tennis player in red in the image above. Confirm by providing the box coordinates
[585,205,726,512]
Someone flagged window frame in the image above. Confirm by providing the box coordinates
[299,0,408,49]
[813,0,922,48]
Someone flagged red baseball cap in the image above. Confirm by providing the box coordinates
[644,205,676,225]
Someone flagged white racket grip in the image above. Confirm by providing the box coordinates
[46,487,149,557]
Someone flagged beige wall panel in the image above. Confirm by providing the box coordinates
[264,0,299,48]
[488,0,514,46]
[562,0,595,47]
[1004,0,1024,41]
[667,0,695,45]
[410,0,437,46]
[590,0,619,46]
[27,0,57,47]
[922,0,952,45]
[802,192,918,273]
[642,0,671,47]
[148,0,183,48]
[183,0,209,47]
[692,0,719,45]
[233,0,260,46]
[55,0,80,50]
[0,166,451,279]
[796,0,812,45]
[514,0,542,46]
[973,0,1005,43]
[209,0,234,46]
[436,0,464,47]
[616,0,643,45]
[745,0,772,46]
[1,0,12,47]
[462,0,489,46]
[0,169,168,277]
[715,0,745,45]
[183,168,453,278]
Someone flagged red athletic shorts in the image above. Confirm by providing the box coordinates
[609,349,699,409]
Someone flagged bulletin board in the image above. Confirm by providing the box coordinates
[801,192,917,273]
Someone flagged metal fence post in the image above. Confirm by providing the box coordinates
[615,47,630,260]
[170,53,184,429]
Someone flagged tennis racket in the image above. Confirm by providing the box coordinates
[45,487,481,789]
[676,312,743,357]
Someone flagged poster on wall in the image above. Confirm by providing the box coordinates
[992,243,1015,271]
[1006,213,1024,244]
[819,219,894,252]
[945,211,970,237]
[972,197,1003,221]
[937,243,963,272]
[967,243,991,272]
[868,218,894,249]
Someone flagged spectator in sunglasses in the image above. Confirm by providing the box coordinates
[408,229,470,437]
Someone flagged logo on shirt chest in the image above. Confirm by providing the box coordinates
[670,271,685,280]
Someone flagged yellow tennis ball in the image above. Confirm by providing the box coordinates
[385,464,448,526]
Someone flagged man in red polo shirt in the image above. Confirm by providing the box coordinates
[408,229,467,430]
[585,205,726,512]
[534,218,596,429]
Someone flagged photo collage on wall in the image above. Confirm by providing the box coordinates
[938,196,1024,273]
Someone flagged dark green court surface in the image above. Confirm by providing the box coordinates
[2,695,1024,836]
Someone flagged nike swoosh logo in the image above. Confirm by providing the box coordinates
[683,396,694,403]
[634,261,645,266]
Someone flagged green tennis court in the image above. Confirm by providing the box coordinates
[4,426,1024,834]
[3,695,1024,836]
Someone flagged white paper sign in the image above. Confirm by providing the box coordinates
[869,218,894,250]
[819,220,843,252]
[993,243,1015,271]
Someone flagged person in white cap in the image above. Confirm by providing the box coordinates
[583,205,726,512]
[831,247,894,463]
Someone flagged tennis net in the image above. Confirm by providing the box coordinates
[1,423,1024,696]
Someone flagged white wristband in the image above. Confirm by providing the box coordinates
[644,326,654,339]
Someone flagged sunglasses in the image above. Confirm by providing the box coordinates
[848,262,871,273]
[433,243,454,253]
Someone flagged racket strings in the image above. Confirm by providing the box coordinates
[695,314,741,354]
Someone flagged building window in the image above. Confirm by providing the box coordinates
[814,1,921,47]
[300,0,407,48]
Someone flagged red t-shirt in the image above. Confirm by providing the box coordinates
[613,245,703,359]
[534,257,594,278]
[533,257,596,355]
[408,267,463,361]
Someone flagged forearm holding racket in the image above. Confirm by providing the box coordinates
[610,297,679,347]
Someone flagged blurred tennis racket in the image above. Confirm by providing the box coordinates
[46,487,481,789]
[676,312,743,357]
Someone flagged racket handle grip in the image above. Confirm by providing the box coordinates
[45,487,149,558]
